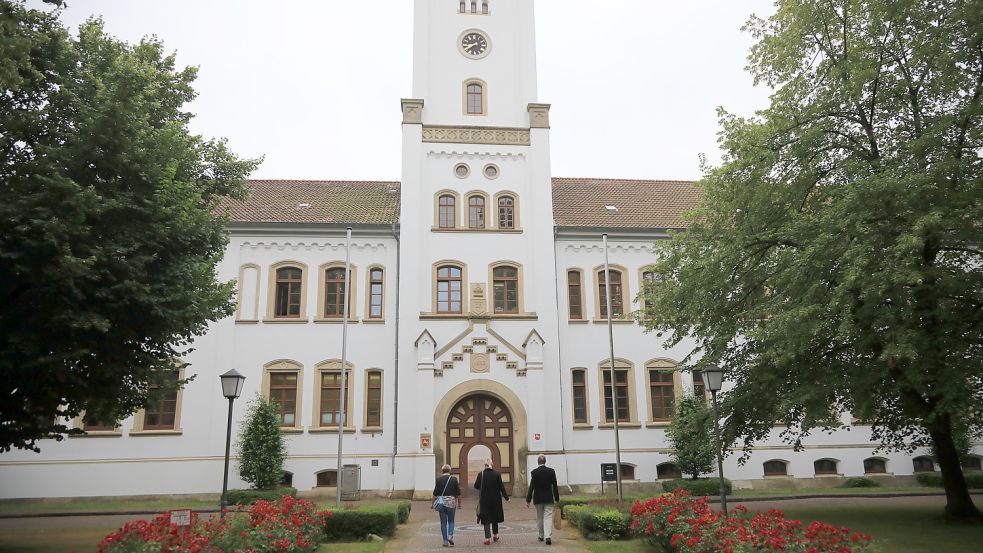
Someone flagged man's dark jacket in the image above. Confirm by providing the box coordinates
[526,464,559,505]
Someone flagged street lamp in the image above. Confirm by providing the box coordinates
[219,369,246,518]
[601,230,624,502]
[701,364,727,514]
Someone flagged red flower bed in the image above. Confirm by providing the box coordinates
[630,490,874,552]
[98,495,330,553]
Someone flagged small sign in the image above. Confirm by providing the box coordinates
[170,509,192,527]
[601,463,618,482]
[534,433,541,441]
[420,433,431,449]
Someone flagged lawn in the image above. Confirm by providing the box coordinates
[729,486,944,497]
[0,497,218,516]
[0,527,115,553]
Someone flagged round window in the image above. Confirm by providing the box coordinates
[454,163,470,178]
[483,164,500,179]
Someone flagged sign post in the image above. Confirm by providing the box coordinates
[600,463,617,495]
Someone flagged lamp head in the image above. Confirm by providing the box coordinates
[220,369,246,400]
[701,364,724,393]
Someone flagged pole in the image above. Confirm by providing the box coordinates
[711,390,727,514]
[602,233,623,502]
[336,227,353,509]
[221,397,234,519]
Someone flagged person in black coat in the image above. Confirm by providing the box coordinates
[432,464,462,547]
[526,454,560,544]
[474,459,509,544]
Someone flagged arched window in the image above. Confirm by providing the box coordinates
[657,463,682,480]
[620,464,636,480]
[492,265,518,313]
[571,368,589,424]
[467,83,483,114]
[482,0,489,14]
[763,460,788,476]
[275,266,303,318]
[863,457,887,474]
[316,470,338,487]
[913,456,935,473]
[468,195,486,228]
[281,471,294,487]
[470,1,477,14]
[323,267,351,318]
[439,194,456,228]
[567,270,584,320]
[436,265,463,313]
[459,1,466,13]
[364,370,383,428]
[814,459,838,475]
[597,269,624,318]
[367,268,384,319]
[497,195,515,229]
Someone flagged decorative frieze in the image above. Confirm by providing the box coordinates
[422,125,530,146]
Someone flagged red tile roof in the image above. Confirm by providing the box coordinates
[551,177,701,229]
[224,178,701,229]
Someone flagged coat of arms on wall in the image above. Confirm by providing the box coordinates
[470,283,488,315]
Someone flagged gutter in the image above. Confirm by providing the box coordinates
[388,222,401,496]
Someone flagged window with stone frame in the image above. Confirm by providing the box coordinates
[368,268,384,319]
[365,370,383,428]
[572,368,589,424]
[316,470,337,487]
[497,195,514,229]
[567,270,583,320]
[323,267,352,318]
[912,456,935,473]
[492,265,518,314]
[601,363,631,423]
[657,462,682,480]
[597,269,624,318]
[319,369,353,427]
[439,195,456,228]
[814,459,838,475]
[863,457,887,474]
[270,372,299,427]
[467,83,484,114]
[763,460,788,476]
[274,266,303,318]
[648,369,675,422]
[144,370,180,430]
[468,195,486,228]
[436,265,463,314]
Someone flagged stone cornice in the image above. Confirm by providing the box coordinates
[422,125,530,145]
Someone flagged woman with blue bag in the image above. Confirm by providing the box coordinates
[432,464,462,547]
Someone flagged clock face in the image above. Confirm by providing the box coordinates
[460,31,489,58]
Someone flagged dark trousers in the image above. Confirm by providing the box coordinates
[482,521,499,539]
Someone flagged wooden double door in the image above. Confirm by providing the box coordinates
[446,394,514,495]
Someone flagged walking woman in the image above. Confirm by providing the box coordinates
[474,459,509,545]
[432,464,461,547]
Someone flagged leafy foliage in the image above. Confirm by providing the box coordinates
[840,477,880,488]
[638,0,983,518]
[661,478,733,497]
[0,0,260,452]
[916,472,983,488]
[665,394,717,479]
[564,505,633,541]
[236,396,287,490]
[322,507,398,541]
[226,487,298,505]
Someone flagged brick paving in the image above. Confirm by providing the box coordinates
[385,500,589,553]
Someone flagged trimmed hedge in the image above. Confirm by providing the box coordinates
[393,500,412,524]
[226,487,298,505]
[841,477,880,488]
[565,505,632,540]
[323,507,398,541]
[660,478,732,496]
[916,472,983,488]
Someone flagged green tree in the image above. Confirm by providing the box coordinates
[665,394,716,480]
[0,0,259,452]
[237,395,287,490]
[639,0,983,519]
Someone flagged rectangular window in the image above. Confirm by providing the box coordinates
[642,271,657,310]
[436,266,463,313]
[692,370,707,399]
[270,372,298,427]
[82,414,117,432]
[602,368,630,422]
[492,266,518,314]
[572,370,588,424]
[369,269,384,319]
[324,268,351,318]
[366,371,382,427]
[319,370,352,427]
[567,271,583,319]
[144,370,180,430]
[648,370,674,422]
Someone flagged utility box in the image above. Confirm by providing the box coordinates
[341,464,361,500]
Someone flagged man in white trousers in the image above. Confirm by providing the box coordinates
[526,454,560,545]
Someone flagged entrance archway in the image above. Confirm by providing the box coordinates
[447,394,514,494]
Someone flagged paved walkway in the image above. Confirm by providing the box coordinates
[385,500,589,553]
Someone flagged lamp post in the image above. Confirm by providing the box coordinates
[601,230,623,502]
[701,365,727,514]
[336,227,353,509]
[219,369,246,518]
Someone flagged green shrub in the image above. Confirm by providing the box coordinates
[557,496,592,518]
[236,395,287,490]
[841,477,880,488]
[226,487,298,505]
[564,505,631,540]
[916,472,983,488]
[322,507,398,541]
[393,500,412,524]
[660,478,732,496]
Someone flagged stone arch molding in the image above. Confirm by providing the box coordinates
[433,379,529,494]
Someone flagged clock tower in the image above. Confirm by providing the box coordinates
[397,0,563,497]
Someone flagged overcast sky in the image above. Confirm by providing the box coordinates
[32,0,777,182]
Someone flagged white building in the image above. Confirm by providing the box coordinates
[2,0,976,500]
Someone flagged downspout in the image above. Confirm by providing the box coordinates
[388,222,401,497]
[552,225,574,494]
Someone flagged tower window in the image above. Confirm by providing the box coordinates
[468,195,486,229]
[482,1,489,14]
[467,83,484,115]
[471,1,477,14]
[436,265,464,313]
[492,265,519,314]
[439,194,456,228]
[497,195,514,229]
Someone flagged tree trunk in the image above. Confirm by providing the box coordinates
[927,420,982,520]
